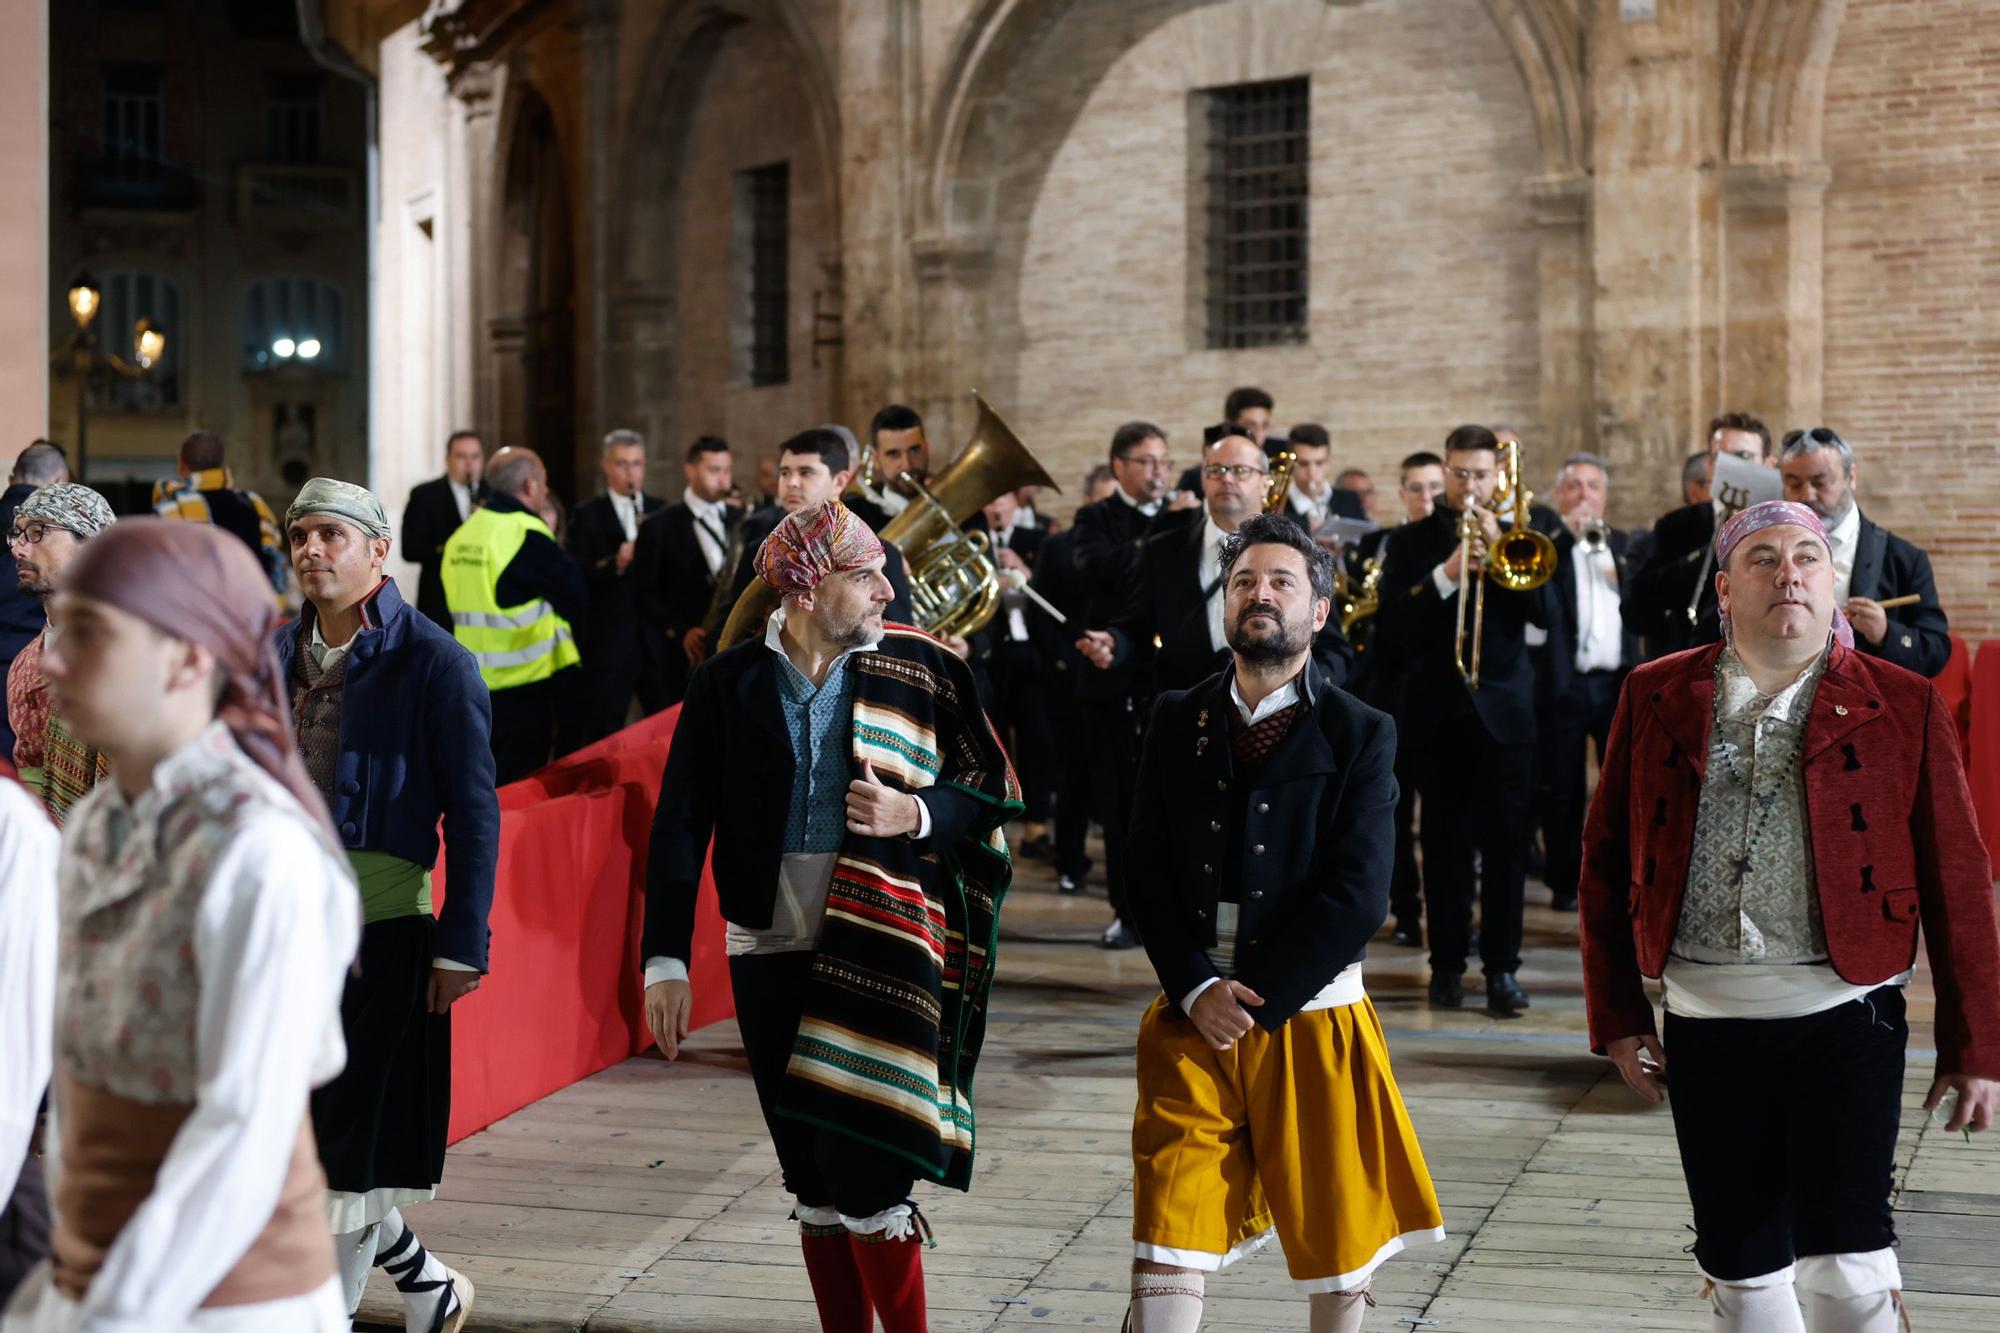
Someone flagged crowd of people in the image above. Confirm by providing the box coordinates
[0,383,1991,1333]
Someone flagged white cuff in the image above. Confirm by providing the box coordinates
[644,956,690,987]
[910,793,933,840]
[1430,562,1458,599]
[431,957,478,973]
[1180,976,1224,1015]
[1523,625,1549,648]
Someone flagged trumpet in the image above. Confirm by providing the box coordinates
[1454,437,1557,689]
[1263,450,1297,514]
[1579,516,1611,554]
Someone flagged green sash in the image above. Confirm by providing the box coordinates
[347,849,432,924]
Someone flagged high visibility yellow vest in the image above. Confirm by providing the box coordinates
[441,506,581,691]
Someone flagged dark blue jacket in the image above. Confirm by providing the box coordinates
[273,577,501,970]
[0,483,45,762]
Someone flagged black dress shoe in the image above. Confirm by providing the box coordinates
[1486,972,1530,1018]
[1549,891,1578,912]
[1019,834,1055,862]
[1391,923,1423,948]
[1427,973,1463,1008]
[1100,918,1143,950]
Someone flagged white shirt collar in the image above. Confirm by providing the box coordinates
[1718,643,1826,726]
[310,614,360,666]
[1116,486,1161,517]
[762,604,882,675]
[1826,502,1861,551]
[686,493,725,521]
[1229,672,1301,727]
[448,479,473,520]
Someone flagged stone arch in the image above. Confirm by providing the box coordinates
[494,77,581,499]
[1725,0,1850,165]
[608,0,843,454]
[1476,0,1586,179]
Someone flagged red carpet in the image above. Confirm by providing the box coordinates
[433,707,734,1143]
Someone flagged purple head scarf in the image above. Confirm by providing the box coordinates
[1712,500,1855,650]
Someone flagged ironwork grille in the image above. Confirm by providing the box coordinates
[744,161,790,387]
[1203,77,1310,349]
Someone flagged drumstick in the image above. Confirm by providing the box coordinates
[1873,594,1921,610]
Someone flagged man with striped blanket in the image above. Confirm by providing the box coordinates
[643,499,1019,1333]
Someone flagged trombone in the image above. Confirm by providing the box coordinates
[1453,438,1556,688]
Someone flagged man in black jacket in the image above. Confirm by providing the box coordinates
[565,429,667,745]
[1376,424,1554,1015]
[1778,425,1951,678]
[401,430,487,632]
[0,443,66,763]
[1623,412,1772,659]
[1534,452,1641,913]
[1063,422,1184,947]
[1120,514,1442,1333]
[966,491,1054,852]
[633,436,739,705]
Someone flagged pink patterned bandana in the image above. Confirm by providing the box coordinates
[753,499,885,598]
[1713,500,1855,649]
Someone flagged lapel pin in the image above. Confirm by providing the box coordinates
[1197,708,1209,729]
[1196,737,1209,756]
[1834,704,1848,716]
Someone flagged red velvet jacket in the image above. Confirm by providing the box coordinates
[1579,640,2000,1076]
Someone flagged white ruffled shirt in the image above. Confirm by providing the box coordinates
[0,778,59,1209]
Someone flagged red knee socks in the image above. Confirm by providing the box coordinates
[799,1225,871,1333]
[849,1233,928,1333]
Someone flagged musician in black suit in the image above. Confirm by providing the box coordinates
[1778,426,1951,677]
[565,429,669,746]
[966,492,1055,853]
[1534,452,1642,913]
[1280,424,1367,534]
[1623,413,1772,659]
[1375,425,1554,1016]
[401,430,487,631]
[1065,423,1185,947]
[633,436,739,707]
[707,429,913,637]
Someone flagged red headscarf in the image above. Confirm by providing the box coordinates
[59,519,333,837]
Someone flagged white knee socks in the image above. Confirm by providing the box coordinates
[1796,1250,1905,1333]
[332,1222,379,1315]
[376,1208,462,1329]
[1706,1274,1807,1333]
[1308,1285,1373,1333]
[1128,1268,1205,1333]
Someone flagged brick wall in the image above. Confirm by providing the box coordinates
[668,18,834,492]
[979,0,1543,524]
[1823,0,2000,641]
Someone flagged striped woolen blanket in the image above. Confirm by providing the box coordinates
[779,624,1021,1191]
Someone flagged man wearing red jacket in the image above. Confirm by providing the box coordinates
[1579,499,2000,1333]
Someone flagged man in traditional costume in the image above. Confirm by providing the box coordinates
[642,499,1019,1333]
[5,484,115,822]
[276,479,495,1332]
[1122,513,1444,1333]
[1581,500,2000,1332]
[0,759,58,1303]
[1,521,359,1332]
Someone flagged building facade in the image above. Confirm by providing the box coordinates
[323,0,2000,637]
[49,0,370,511]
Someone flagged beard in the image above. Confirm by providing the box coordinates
[1229,604,1309,664]
[827,603,885,647]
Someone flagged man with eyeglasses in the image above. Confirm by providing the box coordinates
[1777,426,1950,679]
[1375,425,1554,1015]
[5,483,116,823]
[1626,412,1774,660]
[1080,430,1355,948]
[1066,423,1192,948]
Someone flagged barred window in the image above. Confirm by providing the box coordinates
[737,161,790,387]
[1201,77,1310,350]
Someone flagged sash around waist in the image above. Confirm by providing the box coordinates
[51,1072,335,1306]
[348,848,432,924]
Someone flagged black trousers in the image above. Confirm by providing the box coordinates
[731,952,915,1217]
[489,676,560,786]
[1048,672,1094,879]
[1389,748,1423,930]
[0,1144,48,1307]
[986,640,1054,821]
[1664,987,1905,1281]
[566,635,673,751]
[1084,697,1143,920]
[1415,729,1534,977]
[1540,669,1622,900]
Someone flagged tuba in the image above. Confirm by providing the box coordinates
[717,392,1059,650]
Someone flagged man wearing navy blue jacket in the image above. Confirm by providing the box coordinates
[275,478,498,1333]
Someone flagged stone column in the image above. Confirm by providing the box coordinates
[911,236,997,444]
[575,0,620,475]
[449,61,502,439]
[1584,0,1723,519]
[835,0,914,431]
[1528,173,1594,469]
[0,3,47,447]
[1720,161,1828,434]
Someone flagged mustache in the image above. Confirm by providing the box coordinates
[1235,603,1283,625]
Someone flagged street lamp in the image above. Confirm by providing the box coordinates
[57,272,167,480]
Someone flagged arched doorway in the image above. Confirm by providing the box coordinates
[501,89,579,502]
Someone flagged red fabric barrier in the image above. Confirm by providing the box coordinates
[1934,635,1974,748]
[1969,641,2000,880]
[433,705,735,1143]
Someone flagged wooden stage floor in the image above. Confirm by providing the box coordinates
[358,850,2000,1331]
